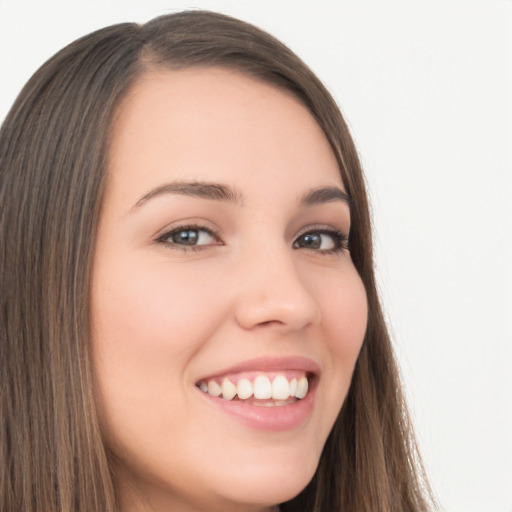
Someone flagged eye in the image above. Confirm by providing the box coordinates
[156,225,221,251]
[293,228,349,254]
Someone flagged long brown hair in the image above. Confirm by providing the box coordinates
[0,10,435,511]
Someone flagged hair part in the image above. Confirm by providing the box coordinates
[0,10,435,511]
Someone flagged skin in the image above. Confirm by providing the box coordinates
[91,67,368,512]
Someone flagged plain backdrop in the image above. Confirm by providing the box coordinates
[1,1,511,511]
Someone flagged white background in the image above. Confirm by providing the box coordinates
[1,1,510,511]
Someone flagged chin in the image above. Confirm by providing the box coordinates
[207,445,319,509]
[236,471,313,506]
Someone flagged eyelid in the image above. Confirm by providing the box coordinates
[295,223,349,240]
[155,222,223,251]
[153,218,221,240]
[293,224,350,253]
[153,221,349,254]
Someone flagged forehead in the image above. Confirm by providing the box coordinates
[107,67,343,207]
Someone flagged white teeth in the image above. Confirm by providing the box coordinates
[237,378,253,400]
[221,378,237,400]
[272,375,290,400]
[253,375,272,399]
[289,378,297,397]
[207,380,222,397]
[295,376,308,399]
[199,373,310,402]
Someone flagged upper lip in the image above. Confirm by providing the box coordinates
[196,355,321,383]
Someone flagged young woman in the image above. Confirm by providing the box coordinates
[0,10,434,512]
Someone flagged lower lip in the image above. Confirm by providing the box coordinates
[198,381,317,432]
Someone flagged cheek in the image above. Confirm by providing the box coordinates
[313,266,368,412]
[92,258,223,365]
[90,257,228,435]
[332,276,367,350]
[316,264,368,353]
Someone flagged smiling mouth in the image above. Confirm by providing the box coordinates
[196,371,310,406]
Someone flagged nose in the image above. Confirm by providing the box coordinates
[232,246,321,333]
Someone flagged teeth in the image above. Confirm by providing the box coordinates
[221,378,237,400]
[289,378,297,397]
[237,378,253,400]
[199,373,310,402]
[207,380,222,397]
[271,375,290,400]
[295,376,308,399]
[253,375,272,399]
[251,398,294,407]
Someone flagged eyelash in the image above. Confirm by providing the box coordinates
[156,224,222,252]
[293,226,349,255]
[156,224,349,254]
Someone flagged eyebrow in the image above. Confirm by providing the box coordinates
[298,186,351,208]
[133,181,245,209]
[132,181,350,210]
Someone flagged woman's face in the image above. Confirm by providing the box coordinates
[92,67,367,512]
